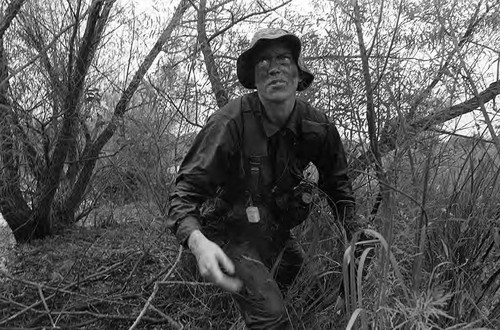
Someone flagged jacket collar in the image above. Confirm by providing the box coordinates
[251,93,300,137]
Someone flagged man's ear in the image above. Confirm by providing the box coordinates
[297,71,305,89]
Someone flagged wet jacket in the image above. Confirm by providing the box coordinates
[167,92,356,245]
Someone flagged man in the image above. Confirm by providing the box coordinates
[167,28,361,329]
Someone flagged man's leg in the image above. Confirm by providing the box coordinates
[273,239,304,291]
[225,241,290,330]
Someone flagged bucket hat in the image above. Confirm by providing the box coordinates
[237,28,314,91]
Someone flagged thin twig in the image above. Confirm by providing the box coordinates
[148,303,183,329]
[143,248,188,290]
[0,0,26,38]
[37,285,56,328]
[0,22,75,88]
[128,245,183,330]
[0,269,139,306]
[157,280,214,286]
[41,310,164,322]
[120,250,148,293]
[0,253,139,326]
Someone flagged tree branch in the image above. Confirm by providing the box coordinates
[206,0,292,44]
[197,0,228,108]
[407,2,484,119]
[0,0,26,38]
[412,80,500,131]
[128,245,183,330]
[352,80,500,177]
[31,0,115,238]
[0,0,32,241]
[65,0,190,216]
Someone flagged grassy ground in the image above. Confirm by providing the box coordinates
[0,203,350,329]
[0,195,499,329]
[0,206,194,329]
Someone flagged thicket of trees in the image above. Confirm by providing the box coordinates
[1,0,499,328]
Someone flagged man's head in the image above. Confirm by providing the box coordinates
[237,28,314,96]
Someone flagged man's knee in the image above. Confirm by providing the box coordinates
[243,302,288,330]
[275,240,304,289]
[227,242,289,329]
[233,277,289,329]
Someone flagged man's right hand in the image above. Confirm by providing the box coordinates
[188,230,243,292]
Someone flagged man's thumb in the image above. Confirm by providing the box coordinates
[216,250,235,275]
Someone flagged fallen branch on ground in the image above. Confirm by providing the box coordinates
[128,244,183,330]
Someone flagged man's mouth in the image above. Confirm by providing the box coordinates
[268,80,286,87]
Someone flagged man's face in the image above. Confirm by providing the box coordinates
[253,42,300,104]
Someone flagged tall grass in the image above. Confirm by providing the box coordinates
[283,135,499,329]
[340,136,499,329]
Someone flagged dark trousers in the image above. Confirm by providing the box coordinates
[224,238,304,329]
[201,203,304,329]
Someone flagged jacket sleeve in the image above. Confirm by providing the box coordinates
[167,112,239,245]
[312,117,360,239]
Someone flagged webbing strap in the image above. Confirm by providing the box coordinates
[241,96,267,204]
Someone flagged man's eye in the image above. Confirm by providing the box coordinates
[254,59,267,69]
[277,54,292,64]
[256,57,270,65]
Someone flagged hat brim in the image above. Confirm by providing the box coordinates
[237,35,314,91]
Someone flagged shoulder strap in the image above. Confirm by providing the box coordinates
[241,95,267,204]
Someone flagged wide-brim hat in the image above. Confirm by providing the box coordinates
[237,28,314,91]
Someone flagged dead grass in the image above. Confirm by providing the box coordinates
[0,202,348,330]
[0,210,188,329]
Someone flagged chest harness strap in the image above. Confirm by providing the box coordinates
[241,98,268,207]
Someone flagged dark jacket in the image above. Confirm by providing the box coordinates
[167,92,356,245]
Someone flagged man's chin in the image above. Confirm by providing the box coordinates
[263,90,294,102]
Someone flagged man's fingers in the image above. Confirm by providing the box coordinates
[205,262,242,292]
[212,249,243,291]
[193,240,243,292]
[216,275,243,292]
[215,249,235,275]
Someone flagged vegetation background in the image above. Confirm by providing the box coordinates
[0,0,499,329]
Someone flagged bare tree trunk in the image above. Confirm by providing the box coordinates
[353,0,381,170]
[0,0,189,242]
[64,0,190,216]
[197,0,229,109]
[0,43,33,242]
[352,0,395,235]
[0,0,34,243]
[27,0,115,240]
[352,0,394,319]
[0,0,114,242]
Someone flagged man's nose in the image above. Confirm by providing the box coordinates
[268,60,282,75]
